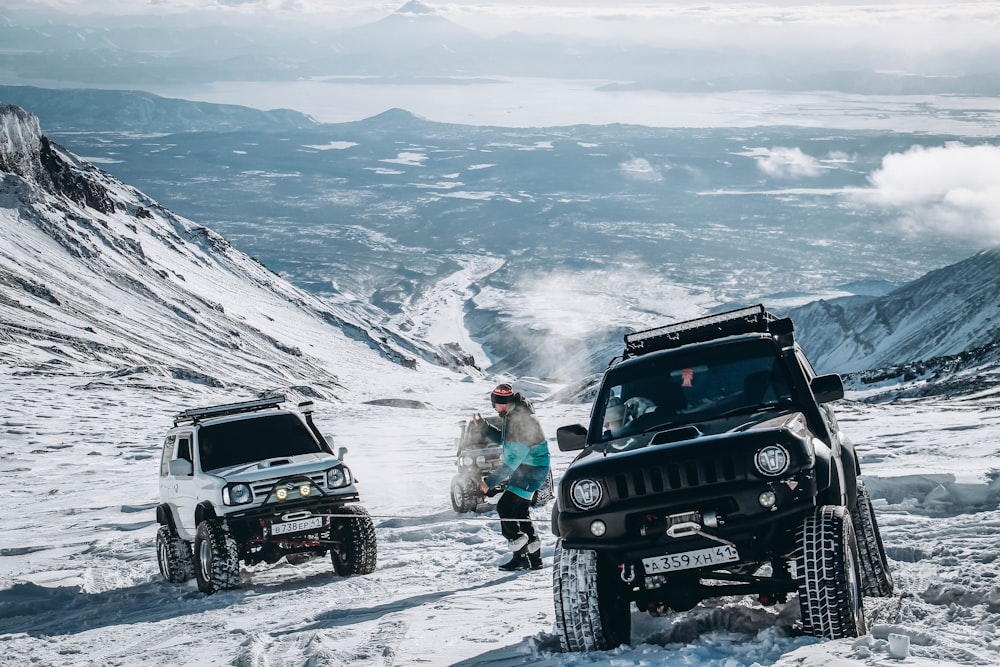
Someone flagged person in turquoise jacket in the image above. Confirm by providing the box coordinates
[474,382,551,571]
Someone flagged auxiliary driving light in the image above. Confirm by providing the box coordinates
[590,520,608,537]
[300,484,311,497]
[276,487,289,501]
[758,490,777,509]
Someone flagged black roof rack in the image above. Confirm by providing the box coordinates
[173,394,286,426]
[622,304,790,359]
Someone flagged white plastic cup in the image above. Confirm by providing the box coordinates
[887,632,910,659]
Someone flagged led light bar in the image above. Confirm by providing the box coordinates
[173,394,286,425]
[623,305,784,359]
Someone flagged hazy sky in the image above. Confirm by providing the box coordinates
[7,1,1000,52]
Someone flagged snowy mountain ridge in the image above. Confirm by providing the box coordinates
[0,104,470,402]
[788,247,1000,393]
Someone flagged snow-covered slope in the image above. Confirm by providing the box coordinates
[789,248,1000,376]
[0,104,468,402]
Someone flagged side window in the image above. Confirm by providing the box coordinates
[177,436,192,464]
[159,435,176,477]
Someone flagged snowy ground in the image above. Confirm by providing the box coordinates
[2,372,1000,667]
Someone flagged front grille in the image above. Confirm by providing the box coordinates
[610,454,744,500]
[250,471,329,502]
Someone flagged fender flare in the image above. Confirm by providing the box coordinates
[156,503,177,530]
[194,500,220,526]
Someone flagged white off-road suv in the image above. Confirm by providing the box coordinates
[155,394,377,594]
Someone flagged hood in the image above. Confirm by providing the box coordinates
[208,452,339,481]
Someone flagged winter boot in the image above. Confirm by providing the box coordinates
[526,537,543,570]
[498,546,530,571]
[507,534,529,552]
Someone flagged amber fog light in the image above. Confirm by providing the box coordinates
[590,520,608,537]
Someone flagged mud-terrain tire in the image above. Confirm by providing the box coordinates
[331,505,378,576]
[531,470,555,507]
[796,505,866,639]
[851,481,894,597]
[450,476,480,513]
[194,519,241,594]
[156,525,194,583]
[553,540,631,652]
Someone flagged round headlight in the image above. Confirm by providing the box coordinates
[460,455,474,467]
[226,483,252,505]
[327,466,352,488]
[755,445,790,476]
[570,479,603,510]
[475,455,487,466]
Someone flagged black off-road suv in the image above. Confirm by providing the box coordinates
[552,305,893,651]
[155,395,377,594]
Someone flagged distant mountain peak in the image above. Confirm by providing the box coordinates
[394,1,438,16]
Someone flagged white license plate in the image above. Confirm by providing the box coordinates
[642,545,740,574]
[271,516,324,536]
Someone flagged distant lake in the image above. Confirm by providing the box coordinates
[99,76,1000,135]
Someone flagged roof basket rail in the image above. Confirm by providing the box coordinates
[173,393,286,426]
[622,304,791,359]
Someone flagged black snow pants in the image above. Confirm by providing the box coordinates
[497,491,535,542]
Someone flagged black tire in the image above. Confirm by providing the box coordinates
[531,470,555,507]
[796,505,867,639]
[193,519,241,595]
[553,540,631,652]
[852,481,894,597]
[450,476,479,513]
[330,505,378,576]
[156,525,194,583]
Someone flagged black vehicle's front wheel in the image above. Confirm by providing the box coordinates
[796,505,866,639]
[193,519,241,595]
[553,540,631,652]
[852,480,894,597]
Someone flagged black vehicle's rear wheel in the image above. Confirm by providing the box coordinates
[796,505,866,639]
[330,505,378,576]
[193,519,241,594]
[450,476,480,513]
[553,540,631,652]
[851,481,894,597]
[156,524,194,583]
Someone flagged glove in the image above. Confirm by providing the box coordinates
[484,486,501,498]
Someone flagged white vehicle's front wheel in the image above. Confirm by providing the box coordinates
[331,505,378,576]
[156,525,194,583]
[194,519,240,594]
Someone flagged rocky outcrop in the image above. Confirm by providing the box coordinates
[1,104,113,213]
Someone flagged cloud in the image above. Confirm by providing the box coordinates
[852,142,1000,244]
[619,157,663,182]
[751,147,822,179]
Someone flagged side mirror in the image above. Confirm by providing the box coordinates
[556,424,588,452]
[169,458,193,477]
[811,373,845,403]
[337,446,348,461]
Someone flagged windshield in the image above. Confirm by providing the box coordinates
[198,413,323,471]
[593,339,795,446]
